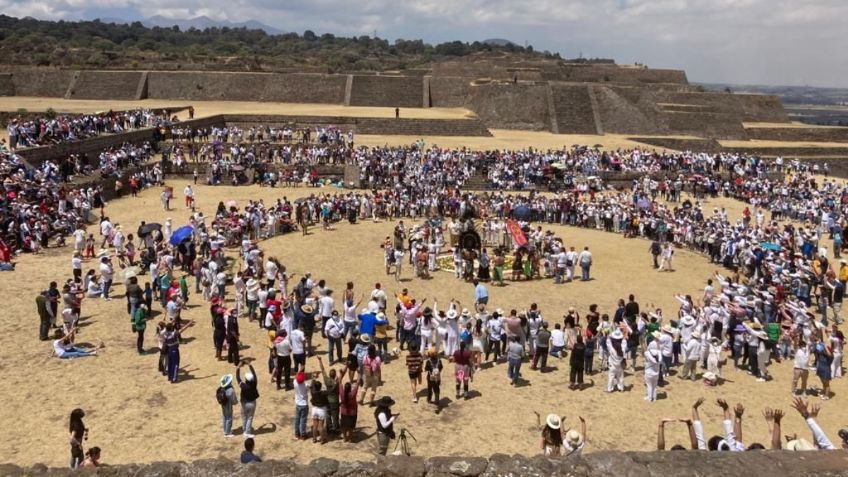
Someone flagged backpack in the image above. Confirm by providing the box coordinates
[216,387,228,405]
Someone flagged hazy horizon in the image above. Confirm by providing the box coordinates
[1,0,846,88]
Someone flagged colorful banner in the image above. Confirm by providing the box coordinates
[506,219,528,248]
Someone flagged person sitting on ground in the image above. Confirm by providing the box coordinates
[79,447,101,468]
[51,328,103,359]
[240,437,262,463]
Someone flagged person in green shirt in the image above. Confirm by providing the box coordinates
[646,316,660,345]
[159,272,171,308]
[133,304,148,354]
[766,321,780,360]
[179,275,189,305]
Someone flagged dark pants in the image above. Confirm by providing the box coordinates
[227,337,240,364]
[39,314,51,340]
[486,338,501,361]
[137,329,145,353]
[275,355,292,389]
[532,347,549,369]
[328,401,340,432]
[570,364,584,385]
[427,379,441,404]
[328,337,343,364]
[293,353,306,368]
[584,354,594,374]
[748,345,760,377]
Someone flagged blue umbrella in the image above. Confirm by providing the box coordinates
[512,205,532,221]
[169,225,194,246]
[760,242,782,252]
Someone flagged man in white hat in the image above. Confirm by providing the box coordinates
[644,335,662,401]
[681,331,702,381]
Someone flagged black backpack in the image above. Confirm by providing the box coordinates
[216,387,228,405]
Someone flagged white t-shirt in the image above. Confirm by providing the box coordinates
[290,329,305,354]
[265,261,278,281]
[99,262,113,281]
[318,296,335,317]
[551,329,565,347]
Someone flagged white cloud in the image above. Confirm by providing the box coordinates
[1,0,846,87]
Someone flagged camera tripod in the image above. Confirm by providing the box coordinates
[393,428,416,456]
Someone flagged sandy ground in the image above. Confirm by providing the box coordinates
[0,97,474,120]
[354,129,649,151]
[719,139,848,148]
[1,183,846,467]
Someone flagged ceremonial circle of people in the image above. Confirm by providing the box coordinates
[5,128,847,468]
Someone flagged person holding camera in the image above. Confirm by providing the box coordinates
[374,396,397,455]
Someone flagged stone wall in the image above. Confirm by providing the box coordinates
[146,72,346,103]
[545,65,688,84]
[67,71,145,100]
[734,94,790,123]
[9,68,75,97]
[348,75,423,107]
[591,85,666,135]
[2,451,847,477]
[662,111,748,139]
[549,83,599,134]
[0,74,14,96]
[429,77,472,107]
[467,82,550,131]
[745,126,848,142]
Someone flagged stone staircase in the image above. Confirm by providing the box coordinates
[348,75,423,107]
[67,71,144,100]
[550,83,600,134]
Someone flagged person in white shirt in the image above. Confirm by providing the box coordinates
[792,340,810,395]
[245,277,260,322]
[318,289,335,338]
[550,324,566,358]
[324,311,345,364]
[370,284,387,311]
[681,331,702,381]
[98,257,113,300]
[578,247,592,281]
[183,185,193,209]
[563,418,587,456]
[707,399,746,451]
[644,339,662,402]
[606,327,628,392]
[265,258,279,288]
[292,368,309,439]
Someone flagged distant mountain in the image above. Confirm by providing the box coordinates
[482,38,517,47]
[697,82,848,106]
[95,15,284,35]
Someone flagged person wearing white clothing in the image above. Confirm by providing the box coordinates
[606,326,628,392]
[681,332,702,381]
[644,342,661,402]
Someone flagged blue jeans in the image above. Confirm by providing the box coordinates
[343,321,356,339]
[167,347,180,382]
[160,287,169,307]
[508,357,522,383]
[129,297,139,319]
[222,407,233,435]
[102,280,113,299]
[294,404,309,437]
[581,265,591,281]
[60,349,95,359]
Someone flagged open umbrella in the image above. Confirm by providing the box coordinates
[512,205,532,221]
[169,225,194,246]
[760,242,782,252]
[138,222,161,237]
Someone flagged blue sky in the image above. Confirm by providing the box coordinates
[2,0,846,88]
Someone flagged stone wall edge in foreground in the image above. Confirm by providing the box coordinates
[3,452,847,477]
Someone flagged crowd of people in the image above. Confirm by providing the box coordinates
[4,109,172,151]
[15,131,848,467]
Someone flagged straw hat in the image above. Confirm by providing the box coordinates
[703,371,717,382]
[565,430,583,447]
[692,330,701,340]
[446,309,458,320]
[461,308,471,318]
[651,330,662,340]
[360,333,372,344]
[546,414,561,430]
[427,347,437,358]
[219,374,233,388]
[749,321,763,330]
[681,315,696,327]
[610,329,624,340]
[785,438,816,451]
[300,304,314,314]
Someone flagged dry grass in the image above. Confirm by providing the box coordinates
[0,183,845,466]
